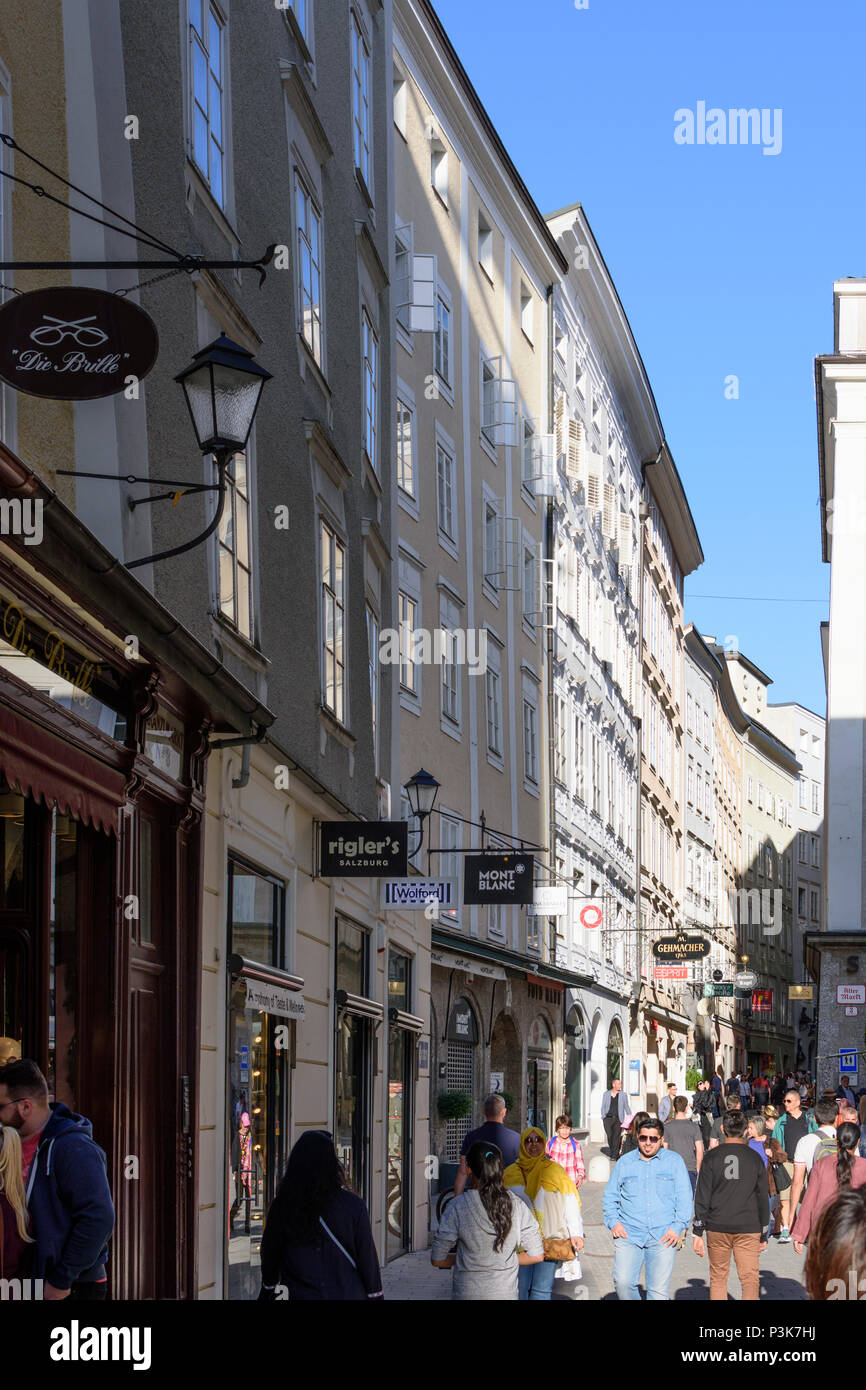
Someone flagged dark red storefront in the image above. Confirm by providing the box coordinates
[0,443,271,1299]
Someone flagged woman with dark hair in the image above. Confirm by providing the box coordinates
[431,1141,543,1300]
[804,1186,866,1299]
[621,1111,652,1157]
[692,1081,715,1152]
[504,1127,584,1300]
[792,1123,866,1253]
[259,1131,382,1300]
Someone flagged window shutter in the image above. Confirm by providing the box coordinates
[496,514,522,590]
[485,357,517,446]
[395,226,437,332]
[619,511,633,566]
[586,468,600,511]
[603,483,616,541]
[531,431,556,495]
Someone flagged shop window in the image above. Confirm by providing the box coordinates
[228,858,285,965]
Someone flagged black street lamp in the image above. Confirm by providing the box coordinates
[403,767,440,855]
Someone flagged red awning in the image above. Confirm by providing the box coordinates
[0,704,124,834]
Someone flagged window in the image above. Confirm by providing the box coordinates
[765,845,772,880]
[430,138,448,204]
[398,592,418,694]
[483,502,499,591]
[351,15,370,184]
[296,174,323,364]
[606,752,615,828]
[434,296,451,385]
[812,733,821,760]
[591,733,602,816]
[321,521,346,721]
[799,777,808,809]
[554,695,567,784]
[523,698,538,785]
[810,889,820,923]
[747,775,753,802]
[522,545,537,628]
[217,452,254,640]
[436,441,455,542]
[575,716,585,801]
[800,728,810,753]
[481,356,496,446]
[486,668,502,757]
[286,0,311,44]
[811,781,820,815]
[396,397,415,497]
[362,311,377,468]
[522,416,535,490]
[687,763,694,806]
[441,643,458,726]
[477,211,493,279]
[366,605,378,771]
[811,835,820,868]
[757,782,764,810]
[189,0,225,208]
[797,886,806,919]
[798,832,807,863]
[520,284,533,341]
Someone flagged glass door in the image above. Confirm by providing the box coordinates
[386,1027,412,1261]
[335,1011,370,1200]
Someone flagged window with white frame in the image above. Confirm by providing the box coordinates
[217,451,254,640]
[189,0,226,208]
[520,284,533,341]
[351,13,370,185]
[523,696,538,785]
[606,752,615,828]
[434,294,451,386]
[486,666,502,758]
[436,440,456,543]
[362,311,377,469]
[430,137,448,204]
[811,781,820,815]
[478,210,493,279]
[481,354,496,447]
[810,888,819,923]
[396,396,415,497]
[286,0,311,44]
[798,831,807,863]
[747,774,753,802]
[554,695,567,784]
[799,728,809,754]
[811,733,821,759]
[591,732,602,816]
[575,715,585,801]
[438,813,461,916]
[522,544,537,628]
[321,519,346,721]
[811,835,820,867]
[797,886,806,919]
[393,70,407,137]
[483,501,499,591]
[799,777,808,809]
[757,782,764,810]
[398,591,418,695]
[440,596,461,730]
[522,415,535,489]
[295,172,323,364]
[366,604,378,772]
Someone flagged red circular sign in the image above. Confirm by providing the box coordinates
[579,905,602,929]
[0,285,159,400]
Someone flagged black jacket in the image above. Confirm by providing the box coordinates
[260,1188,383,1300]
[692,1142,769,1236]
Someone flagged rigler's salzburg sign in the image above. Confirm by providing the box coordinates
[0,286,159,400]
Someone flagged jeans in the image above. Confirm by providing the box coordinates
[612,1236,677,1301]
[706,1231,761,1300]
[765,1194,778,1244]
[518,1260,557,1301]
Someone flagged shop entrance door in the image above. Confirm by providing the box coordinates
[527,1016,553,1133]
[386,1026,413,1262]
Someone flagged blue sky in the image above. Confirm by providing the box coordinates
[433,0,866,718]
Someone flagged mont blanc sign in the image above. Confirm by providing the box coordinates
[651,933,711,961]
[463,853,534,905]
[0,286,159,400]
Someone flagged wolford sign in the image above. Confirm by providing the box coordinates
[0,286,159,400]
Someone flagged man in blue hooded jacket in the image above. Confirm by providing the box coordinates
[0,1058,114,1300]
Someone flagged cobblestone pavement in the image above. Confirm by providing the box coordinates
[382,1142,810,1302]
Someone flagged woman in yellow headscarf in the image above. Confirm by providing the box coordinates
[504,1127,584,1300]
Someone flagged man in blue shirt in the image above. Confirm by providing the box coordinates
[603,1117,693,1300]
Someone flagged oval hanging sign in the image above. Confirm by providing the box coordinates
[0,286,159,400]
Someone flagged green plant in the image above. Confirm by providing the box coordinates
[436,1090,472,1121]
[499,1090,515,1114]
[686,1067,704,1091]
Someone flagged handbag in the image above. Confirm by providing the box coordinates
[542,1235,575,1262]
[772,1162,792,1193]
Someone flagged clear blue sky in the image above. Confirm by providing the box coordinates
[433,0,866,719]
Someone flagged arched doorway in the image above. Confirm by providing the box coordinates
[565,1006,587,1130]
[606,1018,624,1088]
[490,1012,521,1124]
[443,996,478,1160]
[527,1015,553,1133]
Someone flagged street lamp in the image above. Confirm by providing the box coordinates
[128,335,271,569]
[403,767,440,855]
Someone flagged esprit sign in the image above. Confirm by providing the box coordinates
[0,286,159,400]
[463,853,534,905]
[319,821,408,877]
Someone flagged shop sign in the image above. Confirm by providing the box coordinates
[652,933,710,961]
[574,897,603,929]
[0,286,159,400]
[734,970,758,991]
[445,999,478,1045]
[319,820,408,877]
[490,1071,504,1093]
[629,1058,641,1096]
[845,1006,859,1017]
[381,877,456,909]
[463,852,534,905]
[837,985,865,1005]
[703,982,733,997]
[0,592,100,703]
[654,965,688,980]
[527,886,568,916]
[789,985,813,1001]
[417,1040,429,1076]
[751,988,773,1013]
[245,980,305,1021]
[430,947,506,981]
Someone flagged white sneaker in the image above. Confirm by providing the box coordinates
[778,1227,792,1243]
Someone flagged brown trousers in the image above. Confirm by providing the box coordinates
[706,1231,761,1300]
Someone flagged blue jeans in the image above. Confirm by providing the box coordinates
[518,1259,557,1301]
[765,1194,778,1244]
[612,1236,677,1301]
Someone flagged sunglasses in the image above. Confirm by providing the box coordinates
[637,1134,661,1142]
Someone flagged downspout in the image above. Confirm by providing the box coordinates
[208,723,267,790]
[545,284,557,970]
[632,453,658,1058]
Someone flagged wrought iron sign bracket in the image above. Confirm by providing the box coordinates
[0,246,279,287]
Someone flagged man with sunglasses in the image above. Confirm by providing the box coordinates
[602,1118,692,1300]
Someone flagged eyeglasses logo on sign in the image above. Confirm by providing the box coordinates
[0,286,159,401]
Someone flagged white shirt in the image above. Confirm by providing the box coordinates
[793,1125,836,1172]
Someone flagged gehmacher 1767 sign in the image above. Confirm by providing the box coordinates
[0,286,159,400]
[318,821,408,877]
[463,853,534,905]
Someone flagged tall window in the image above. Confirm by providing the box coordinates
[481,356,496,446]
[366,606,378,771]
[811,781,820,815]
[799,777,808,809]
[523,698,538,785]
[483,502,499,590]
[287,0,310,43]
[321,520,345,721]
[398,592,418,694]
[296,174,323,364]
[351,15,370,184]
[362,312,377,468]
[434,296,451,386]
[522,545,537,628]
[811,835,820,867]
[441,640,458,727]
[190,0,225,207]
[522,416,535,488]
[396,398,415,497]
[798,831,807,863]
[436,442,455,542]
[554,695,567,784]
[591,733,601,816]
[575,716,585,801]
[486,668,502,756]
[217,453,253,640]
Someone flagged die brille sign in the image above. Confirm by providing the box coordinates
[0,286,159,400]
[318,821,408,877]
[463,853,535,905]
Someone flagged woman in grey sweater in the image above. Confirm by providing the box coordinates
[431,1142,543,1299]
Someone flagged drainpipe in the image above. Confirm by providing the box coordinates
[207,723,267,789]
[545,284,557,971]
